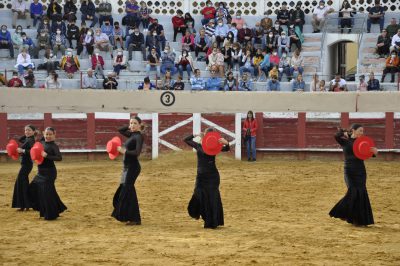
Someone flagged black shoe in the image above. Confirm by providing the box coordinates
[367,30,371,33]
[252,158,256,162]
[247,158,251,161]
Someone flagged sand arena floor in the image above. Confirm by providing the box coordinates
[0,152,399,265]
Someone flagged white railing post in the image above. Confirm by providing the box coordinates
[193,113,201,136]
[152,113,159,159]
[235,113,242,160]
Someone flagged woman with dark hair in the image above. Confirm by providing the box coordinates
[339,0,356,33]
[184,128,230,229]
[184,12,195,28]
[12,125,37,211]
[329,124,378,226]
[29,127,67,220]
[243,111,258,161]
[112,117,144,225]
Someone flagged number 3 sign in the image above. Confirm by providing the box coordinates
[160,91,176,107]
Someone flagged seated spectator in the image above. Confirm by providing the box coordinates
[80,0,98,27]
[269,49,280,68]
[221,41,233,71]
[82,68,98,89]
[357,75,367,91]
[381,52,399,83]
[11,0,30,29]
[67,20,80,49]
[205,68,222,91]
[0,73,7,86]
[37,48,59,74]
[45,71,61,89]
[215,18,229,47]
[260,15,273,33]
[390,29,400,53]
[339,0,356,33]
[290,2,305,32]
[20,32,35,56]
[113,22,124,49]
[37,17,51,36]
[101,18,114,45]
[224,71,237,91]
[146,29,161,56]
[208,47,225,77]
[215,1,230,21]
[386,18,400,38]
[51,29,67,57]
[8,71,23,87]
[288,23,302,51]
[138,76,155,90]
[15,49,34,76]
[252,48,264,79]
[91,49,105,78]
[277,2,291,28]
[265,31,277,53]
[238,73,253,91]
[231,42,242,71]
[367,72,381,91]
[51,18,66,36]
[30,0,43,27]
[60,49,80,78]
[139,2,151,30]
[146,47,161,78]
[182,30,195,52]
[269,65,279,79]
[259,49,270,81]
[272,21,284,36]
[113,48,127,78]
[312,0,334,33]
[35,30,50,58]
[128,27,146,61]
[103,72,118,90]
[77,28,94,56]
[184,12,195,30]
[278,52,291,81]
[318,80,327,91]
[376,29,391,58]
[204,20,216,44]
[238,24,252,46]
[291,74,306,91]
[177,50,194,79]
[227,25,237,44]
[190,68,205,90]
[12,25,23,51]
[94,28,113,59]
[23,68,35,88]
[329,74,348,91]
[267,75,281,91]
[186,21,196,37]
[173,76,185,90]
[277,31,290,57]
[123,0,140,28]
[148,19,167,51]
[63,0,77,22]
[47,0,62,22]
[98,0,113,26]
[160,45,177,76]
[231,11,245,30]
[162,70,175,90]
[310,73,320,92]
[252,22,265,49]
[195,29,210,58]
[201,0,216,26]
[290,49,304,78]
[367,0,385,33]
[172,10,186,42]
[155,80,164,90]
[0,25,14,58]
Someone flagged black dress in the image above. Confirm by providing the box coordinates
[12,135,35,209]
[329,131,374,226]
[112,127,143,223]
[28,140,67,220]
[184,134,230,229]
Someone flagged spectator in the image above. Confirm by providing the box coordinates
[138,76,155,90]
[162,70,175,90]
[224,71,237,91]
[12,25,23,51]
[91,49,105,78]
[63,0,77,22]
[329,74,348,91]
[37,48,59,74]
[288,23,302,50]
[47,0,62,22]
[381,52,399,83]
[177,50,194,79]
[190,68,205,90]
[277,31,290,57]
[0,73,7,86]
[34,30,50,59]
[184,12,195,29]
[146,29,161,55]
[208,47,225,77]
[100,18,114,45]
[80,0,98,28]
[146,47,161,78]
[290,2,305,32]
[201,0,216,26]
[260,15,273,33]
[30,0,43,27]
[291,74,306,91]
[386,18,400,38]
[94,28,113,59]
[318,80,327,91]
[182,30,195,52]
[66,20,80,49]
[45,71,61,89]
[139,2,151,30]
[243,110,258,162]
[367,72,381,91]
[259,49,270,81]
[267,75,281,91]
[37,17,51,36]
[265,31,277,53]
[8,71,23,87]
[0,25,14,58]
[204,20,216,44]
[205,68,222,91]
[215,18,229,47]
[357,75,367,91]
[290,48,304,78]
[231,42,242,71]
[186,21,196,37]
[123,0,140,28]
[376,29,391,58]
[277,2,291,28]
[127,27,145,61]
[60,49,80,78]
[221,41,232,71]
[98,0,113,26]
[51,28,67,57]
[367,0,385,33]
[113,22,124,49]
[312,0,334,33]
[160,45,177,76]
[11,0,30,29]
[20,32,35,56]
[51,18,66,36]
[173,76,185,90]
[195,29,210,58]
[103,72,118,89]
[155,79,164,90]
[231,11,245,30]
[252,22,265,49]
[390,29,400,53]
[215,1,230,21]
[77,28,94,56]
[272,21,284,36]
[310,73,320,92]
[148,19,167,50]
[339,0,356,33]
[82,68,98,89]
[269,65,279,79]
[23,68,35,88]
[278,52,291,81]
[172,10,186,42]
[238,73,253,91]
[252,48,263,79]
[15,49,34,76]
[113,48,127,78]
[238,23,252,46]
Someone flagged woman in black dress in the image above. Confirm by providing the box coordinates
[184,128,230,229]
[12,125,37,211]
[112,117,144,225]
[329,124,378,226]
[29,127,67,220]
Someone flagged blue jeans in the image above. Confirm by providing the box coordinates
[81,14,98,27]
[239,66,255,77]
[290,66,304,78]
[18,64,33,75]
[146,65,160,77]
[246,136,256,160]
[367,17,384,32]
[178,64,192,78]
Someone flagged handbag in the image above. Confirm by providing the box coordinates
[243,128,251,142]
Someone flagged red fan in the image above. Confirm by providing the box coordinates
[202,132,223,156]
[106,136,122,160]
[353,136,375,160]
[30,142,45,165]
[6,139,19,160]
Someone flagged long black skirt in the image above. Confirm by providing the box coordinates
[112,163,141,223]
[188,171,224,229]
[28,168,67,220]
[12,164,33,209]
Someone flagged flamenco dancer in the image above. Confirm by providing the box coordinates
[329,124,377,226]
[112,117,144,225]
[29,127,67,220]
[12,125,37,211]
[184,128,230,229]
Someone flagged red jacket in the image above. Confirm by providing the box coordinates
[201,7,216,19]
[243,119,258,137]
[172,16,185,28]
[91,55,104,69]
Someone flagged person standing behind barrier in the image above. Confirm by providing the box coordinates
[243,111,258,162]
[311,0,334,33]
[112,117,144,225]
[367,0,385,33]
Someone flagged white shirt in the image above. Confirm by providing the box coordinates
[12,0,27,11]
[16,53,32,66]
[313,6,330,20]
[330,78,346,87]
[391,34,400,47]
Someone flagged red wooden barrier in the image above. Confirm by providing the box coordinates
[340,112,349,129]
[0,113,7,149]
[44,113,52,128]
[86,113,96,160]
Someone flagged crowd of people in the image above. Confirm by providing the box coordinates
[0,0,399,90]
